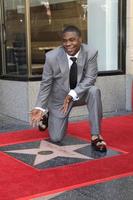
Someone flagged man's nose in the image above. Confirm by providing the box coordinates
[65,41,71,46]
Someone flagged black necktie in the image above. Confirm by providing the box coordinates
[69,57,77,89]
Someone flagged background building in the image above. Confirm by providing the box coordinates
[0,0,132,122]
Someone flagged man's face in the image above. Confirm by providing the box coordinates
[62,31,82,56]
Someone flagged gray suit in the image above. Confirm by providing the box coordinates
[35,43,102,142]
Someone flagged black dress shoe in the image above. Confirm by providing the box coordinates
[38,112,49,131]
[91,137,107,152]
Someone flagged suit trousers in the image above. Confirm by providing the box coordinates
[48,86,103,142]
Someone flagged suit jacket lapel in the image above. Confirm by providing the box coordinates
[77,45,86,83]
[57,47,69,91]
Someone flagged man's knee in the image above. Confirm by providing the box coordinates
[49,134,64,143]
[89,86,101,97]
[85,86,101,102]
[48,119,67,143]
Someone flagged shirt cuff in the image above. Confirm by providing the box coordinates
[35,107,48,113]
[68,90,79,101]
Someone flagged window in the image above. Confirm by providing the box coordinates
[87,0,126,73]
[30,0,126,76]
[1,0,27,77]
[88,0,118,71]
[30,0,87,75]
[0,0,126,80]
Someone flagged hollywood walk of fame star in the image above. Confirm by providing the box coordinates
[4,140,92,166]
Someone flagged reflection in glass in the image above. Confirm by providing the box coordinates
[30,0,87,75]
[0,0,120,77]
[4,0,27,75]
[0,25,2,75]
[88,0,118,71]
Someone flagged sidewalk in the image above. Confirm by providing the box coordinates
[0,111,133,200]
[0,113,31,133]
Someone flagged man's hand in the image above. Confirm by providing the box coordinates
[61,95,73,114]
[30,109,44,127]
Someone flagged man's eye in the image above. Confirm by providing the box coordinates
[70,39,75,42]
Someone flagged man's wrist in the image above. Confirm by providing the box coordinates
[68,90,79,101]
[35,107,45,112]
[35,107,48,114]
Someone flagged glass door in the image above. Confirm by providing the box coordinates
[0,21,2,75]
[0,0,4,75]
[0,0,27,76]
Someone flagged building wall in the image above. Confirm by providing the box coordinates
[0,80,29,121]
[0,0,132,122]
[126,0,133,111]
[0,75,126,122]
[29,75,126,120]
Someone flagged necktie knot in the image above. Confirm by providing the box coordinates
[70,57,77,63]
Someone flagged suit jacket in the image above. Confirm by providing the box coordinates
[35,43,98,117]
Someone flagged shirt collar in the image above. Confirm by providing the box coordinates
[66,49,80,60]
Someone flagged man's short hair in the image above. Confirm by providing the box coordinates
[62,25,81,37]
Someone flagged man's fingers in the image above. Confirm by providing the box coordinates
[30,118,41,127]
[62,102,69,114]
[30,119,36,127]
[64,103,68,113]
[60,95,72,114]
[29,109,43,127]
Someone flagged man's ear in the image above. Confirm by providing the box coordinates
[79,37,82,43]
